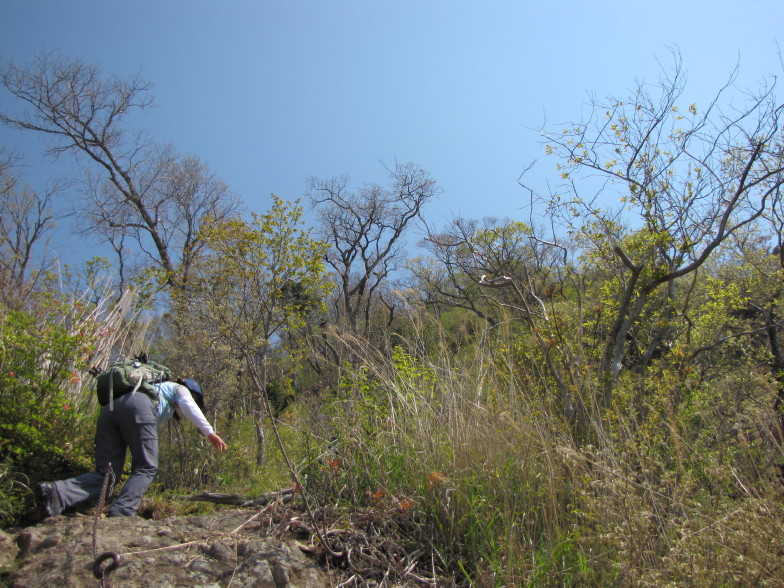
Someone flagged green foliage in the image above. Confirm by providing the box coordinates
[266,378,295,417]
[191,195,330,351]
[0,295,98,526]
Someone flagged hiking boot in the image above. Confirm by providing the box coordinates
[37,482,62,517]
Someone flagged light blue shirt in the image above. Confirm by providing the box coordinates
[153,381,214,437]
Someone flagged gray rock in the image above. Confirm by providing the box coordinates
[0,529,19,574]
[6,510,332,587]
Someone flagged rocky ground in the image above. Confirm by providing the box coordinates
[2,509,330,587]
[0,494,453,587]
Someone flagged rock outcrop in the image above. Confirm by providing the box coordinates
[3,509,332,587]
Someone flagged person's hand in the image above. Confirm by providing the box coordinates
[207,433,227,452]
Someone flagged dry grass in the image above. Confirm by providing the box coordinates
[293,319,784,586]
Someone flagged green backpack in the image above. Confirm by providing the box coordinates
[95,358,172,406]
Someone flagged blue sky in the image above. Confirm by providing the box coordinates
[2,1,783,265]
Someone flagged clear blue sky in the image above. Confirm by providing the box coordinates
[2,0,783,265]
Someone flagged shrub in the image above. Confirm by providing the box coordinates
[0,300,97,526]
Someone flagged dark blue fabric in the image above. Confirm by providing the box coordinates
[182,378,202,396]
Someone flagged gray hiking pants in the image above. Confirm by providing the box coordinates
[51,391,159,516]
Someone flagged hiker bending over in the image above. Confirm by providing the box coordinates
[37,378,227,518]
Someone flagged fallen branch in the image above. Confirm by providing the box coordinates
[184,488,294,507]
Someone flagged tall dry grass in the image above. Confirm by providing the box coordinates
[299,317,784,586]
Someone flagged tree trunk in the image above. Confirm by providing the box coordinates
[254,397,265,467]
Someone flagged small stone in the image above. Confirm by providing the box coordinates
[206,541,233,563]
[272,561,290,587]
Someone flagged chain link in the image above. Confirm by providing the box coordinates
[91,464,119,587]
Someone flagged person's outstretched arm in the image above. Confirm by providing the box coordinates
[174,385,227,451]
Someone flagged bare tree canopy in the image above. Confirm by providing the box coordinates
[0,52,241,292]
[417,217,566,325]
[0,155,55,301]
[307,161,439,334]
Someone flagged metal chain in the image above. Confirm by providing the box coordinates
[91,464,119,587]
[92,464,115,558]
[93,552,120,587]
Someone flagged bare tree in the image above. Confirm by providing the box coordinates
[416,217,565,326]
[307,162,439,337]
[0,53,241,293]
[0,154,56,303]
[79,153,238,292]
